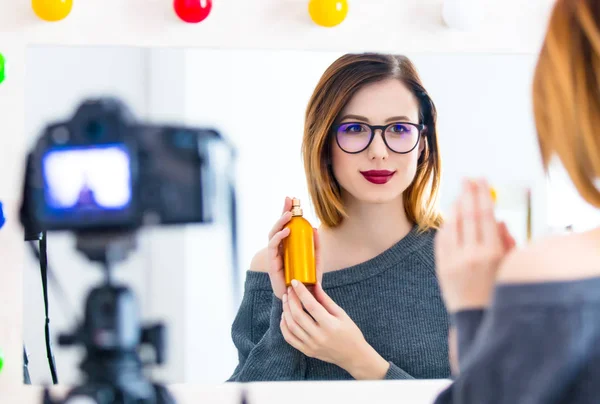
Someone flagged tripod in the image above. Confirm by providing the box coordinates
[42,231,175,404]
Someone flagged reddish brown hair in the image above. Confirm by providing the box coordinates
[534,0,600,207]
[302,53,443,232]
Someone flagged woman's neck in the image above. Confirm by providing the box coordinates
[318,195,414,270]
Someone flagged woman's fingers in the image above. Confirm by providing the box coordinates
[268,210,293,240]
[268,197,293,240]
[498,221,516,251]
[268,227,290,272]
[477,179,500,246]
[282,196,292,214]
[314,283,343,317]
[280,313,307,351]
[459,179,480,246]
[283,293,313,342]
[286,288,320,336]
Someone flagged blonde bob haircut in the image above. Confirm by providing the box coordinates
[534,0,600,208]
[301,53,443,233]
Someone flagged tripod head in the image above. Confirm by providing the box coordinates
[43,232,175,404]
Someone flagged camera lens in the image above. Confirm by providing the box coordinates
[85,120,105,141]
[101,301,113,316]
[173,130,196,149]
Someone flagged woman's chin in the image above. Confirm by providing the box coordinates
[356,192,403,205]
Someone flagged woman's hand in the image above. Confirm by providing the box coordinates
[267,197,323,299]
[280,280,390,380]
[435,178,516,314]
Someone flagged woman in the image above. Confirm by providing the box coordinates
[434,0,600,402]
[228,53,452,382]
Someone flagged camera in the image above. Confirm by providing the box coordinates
[20,97,237,404]
[21,97,234,234]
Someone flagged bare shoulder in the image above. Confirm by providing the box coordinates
[497,230,600,284]
[249,247,270,273]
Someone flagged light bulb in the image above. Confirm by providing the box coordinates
[0,53,5,85]
[0,201,4,230]
[32,0,73,22]
[308,0,348,28]
[174,0,212,23]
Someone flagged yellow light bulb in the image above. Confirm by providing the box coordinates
[32,0,73,22]
[308,0,348,28]
[490,187,497,204]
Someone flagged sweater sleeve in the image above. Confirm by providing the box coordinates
[452,309,485,367]
[434,279,600,404]
[227,271,307,382]
[384,361,415,379]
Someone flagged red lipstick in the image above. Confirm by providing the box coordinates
[360,170,396,185]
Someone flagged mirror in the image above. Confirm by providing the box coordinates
[24,45,549,386]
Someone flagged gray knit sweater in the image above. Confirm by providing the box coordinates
[227,225,451,382]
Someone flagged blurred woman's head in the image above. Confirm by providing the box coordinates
[302,53,442,232]
[533,0,600,208]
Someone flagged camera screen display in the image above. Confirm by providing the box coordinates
[42,144,132,213]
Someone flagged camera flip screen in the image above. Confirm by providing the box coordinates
[41,144,133,223]
[43,144,131,211]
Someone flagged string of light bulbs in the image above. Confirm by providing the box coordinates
[28,0,350,26]
[0,0,484,87]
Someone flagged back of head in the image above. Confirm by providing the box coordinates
[534,0,600,208]
[302,53,442,232]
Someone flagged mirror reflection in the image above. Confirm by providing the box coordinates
[24,46,559,386]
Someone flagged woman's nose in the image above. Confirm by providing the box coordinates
[367,130,389,160]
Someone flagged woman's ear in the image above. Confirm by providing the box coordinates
[419,135,427,155]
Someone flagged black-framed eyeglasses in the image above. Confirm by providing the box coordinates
[333,122,426,154]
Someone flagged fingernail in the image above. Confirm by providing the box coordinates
[291,279,299,288]
[282,294,287,303]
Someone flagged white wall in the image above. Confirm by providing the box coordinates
[182,49,544,270]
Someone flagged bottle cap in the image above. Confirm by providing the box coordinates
[291,198,303,216]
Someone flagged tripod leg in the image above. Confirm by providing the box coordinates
[153,384,176,404]
[23,345,31,384]
[42,387,56,404]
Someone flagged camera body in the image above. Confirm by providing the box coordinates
[21,97,234,234]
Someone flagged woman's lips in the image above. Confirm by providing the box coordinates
[360,170,396,185]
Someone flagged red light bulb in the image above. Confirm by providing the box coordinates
[174,0,212,23]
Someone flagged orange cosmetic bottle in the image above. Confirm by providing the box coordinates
[282,198,317,287]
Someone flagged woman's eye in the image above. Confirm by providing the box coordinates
[344,124,364,133]
[391,124,408,133]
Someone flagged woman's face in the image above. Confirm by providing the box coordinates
[330,78,424,205]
